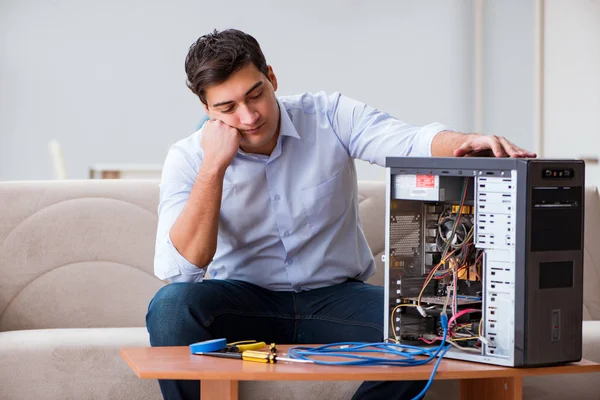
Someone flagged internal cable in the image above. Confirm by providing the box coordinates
[390,303,418,342]
[418,178,470,317]
[416,249,456,315]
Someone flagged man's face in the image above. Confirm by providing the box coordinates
[203,63,280,155]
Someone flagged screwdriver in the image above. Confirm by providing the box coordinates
[196,350,313,364]
[225,341,267,353]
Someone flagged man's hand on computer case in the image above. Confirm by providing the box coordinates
[453,133,537,159]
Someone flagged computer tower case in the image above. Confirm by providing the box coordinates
[383,157,584,367]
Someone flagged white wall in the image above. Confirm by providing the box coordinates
[1,1,539,182]
[0,0,477,181]
[482,0,535,152]
[543,0,600,186]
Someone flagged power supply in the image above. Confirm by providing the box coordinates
[383,157,585,367]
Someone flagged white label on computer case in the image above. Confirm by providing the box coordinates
[394,174,439,189]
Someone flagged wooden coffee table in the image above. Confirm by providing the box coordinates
[121,345,600,400]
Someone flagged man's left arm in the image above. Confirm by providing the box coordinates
[328,93,536,161]
[432,130,536,158]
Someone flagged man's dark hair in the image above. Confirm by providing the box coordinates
[185,29,269,105]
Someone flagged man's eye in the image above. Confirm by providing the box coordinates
[221,107,235,114]
[250,92,263,100]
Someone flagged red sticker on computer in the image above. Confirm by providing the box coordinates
[416,175,436,188]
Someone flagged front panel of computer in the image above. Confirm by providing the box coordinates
[383,158,584,367]
[521,161,584,366]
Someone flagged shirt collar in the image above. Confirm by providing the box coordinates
[276,97,301,140]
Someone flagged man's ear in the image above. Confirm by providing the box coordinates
[267,65,278,92]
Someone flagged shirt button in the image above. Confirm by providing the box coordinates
[283,231,291,237]
[273,195,280,201]
[286,259,294,266]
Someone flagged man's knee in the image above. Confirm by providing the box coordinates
[146,282,212,346]
[147,283,195,317]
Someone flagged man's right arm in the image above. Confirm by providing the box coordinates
[153,119,241,282]
[168,161,226,268]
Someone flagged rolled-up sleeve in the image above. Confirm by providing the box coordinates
[327,92,448,165]
[154,142,206,283]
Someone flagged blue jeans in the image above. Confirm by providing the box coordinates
[146,279,426,399]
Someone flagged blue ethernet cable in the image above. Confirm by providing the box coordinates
[288,314,451,400]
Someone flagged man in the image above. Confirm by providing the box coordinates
[146,29,535,400]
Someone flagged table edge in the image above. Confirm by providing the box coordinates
[119,347,600,382]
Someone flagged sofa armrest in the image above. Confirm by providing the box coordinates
[583,320,600,362]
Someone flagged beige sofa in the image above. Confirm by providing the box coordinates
[0,179,599,400]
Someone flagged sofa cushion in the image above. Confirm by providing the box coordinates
[584,187,600,320]
[0,180,165,331]
[0,327,161,400]
[356,181,386,287]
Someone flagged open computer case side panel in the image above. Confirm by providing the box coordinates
[384,157,586,368]
[384,158,520,367]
